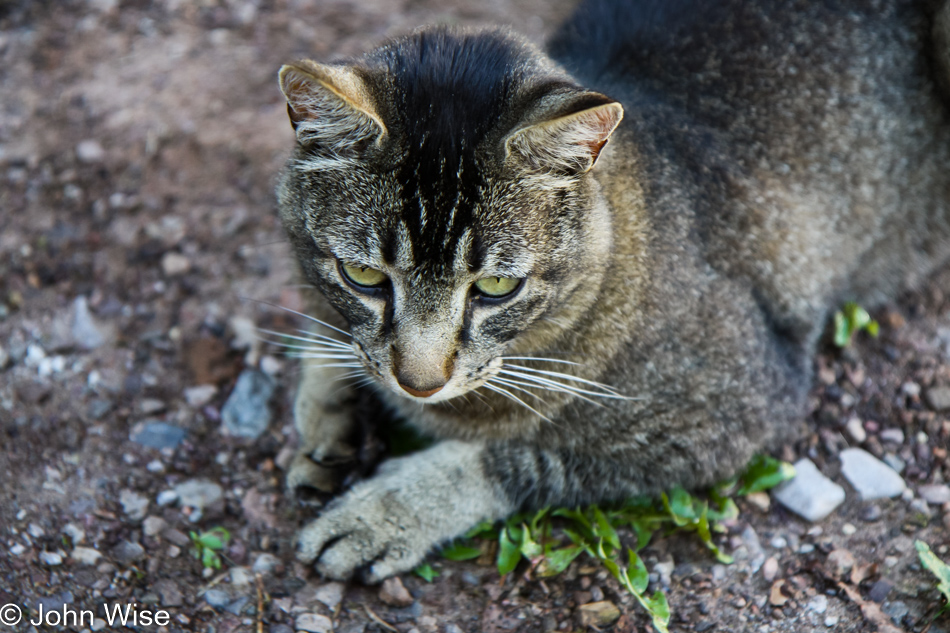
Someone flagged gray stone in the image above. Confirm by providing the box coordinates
[184,384,217,407]
[221,370,274,439]
[39,550,64,565]
[379,576,413,607]
[919,484,950,505]
[87,399,113,420]
[860,504,883,522]
[314,582,345,610]
[155,579,183,607]
[63,523,86,544]
[295,613,333,633]
[119,489,150,521]
[882,600,909,623]
[111,540,145,564]
[270,626,295,633]
[71,547,102,565]
[839,448,906,500]
[203,588,231,609]
[76,139,105,162]
[880,428,905,444]
[130,420,186,449]
[252,553,283,576]
[807,595,828,614]
[772,459,845,521]
[845,417,866,443]
[173,479,223,509]
[161,252,191,276]
[142,516,167,537]
[883,453,906,473]
[926,386,950,411]
[72,296,111,350]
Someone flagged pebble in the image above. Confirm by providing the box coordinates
[63,523,86,544]
[112,540,145,563]
[161,252,191,276]
[841,523,856,536]
[119,489,150,521]
[910,498,933,517]
[772,459,845,521]
[0,344,8,370]
[9,543,26,556]
[882,600,908,623]
[71,547,102,565]
[868,578,894,603]
[807,595,828,614]
[379,577,414,607]
[879,428,905,444]
[155,579,183,607]
[252,553,283,577]
[173,479,224,509]
[845,417,867,443]
[28,523,45,538]
[840,448,907,500]
[203,588,231,609]
[314,582,344,610]
[76,139,105,162]
[39,550,64,565]
[746,491,770,512]
[295,613,333,633]
[130,420,186,449]
[762,557,779,581]
[770,536,787,549]
[860,504,883,522]
[221,370,275,439]
[883,453,906,473]
[230,566,253,590]
[156,490,179,506]
[137,398,166,415]
[576,601,621,628]
[824,616,839,627]
[72,296,112,349]
[925,386,950,411]
[270,626,294,633]
[184,384,217,407]
[87,399,113,420]
[919,484,950,505]
[825,549,855,579]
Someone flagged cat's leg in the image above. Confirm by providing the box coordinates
[285,358,360,496]
[296,440,514,582]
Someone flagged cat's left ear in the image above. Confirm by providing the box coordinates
[505,95,623,174]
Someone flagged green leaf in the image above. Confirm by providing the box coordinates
[668,487,699,521]
[642,590,671,633]
[736,455,796,495]
[497,527,521,576]
[519,523,543,560]
[440,542,483,561]
[464,520,497,539]
[866,320,880,337]
[199,534,224,550]
[916,540,950,608]
[536,545,583,577]
[833,310,850,347]
[626,549,650,594]
[630,519,657,551]
[591,506,621,551]
[413,563,439,582]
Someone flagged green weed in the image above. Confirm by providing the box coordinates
[190,527,231,570]
[916,540,950,618]
[833,301,879,347]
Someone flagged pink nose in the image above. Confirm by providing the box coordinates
[398,382,445,398]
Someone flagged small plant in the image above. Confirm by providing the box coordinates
[415,455,794,632]
[916,540,950,618]
[190,527,231,570]
[833,301,879,347]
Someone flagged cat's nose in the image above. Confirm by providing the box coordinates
[398,381,445,398]
[392,346,455,398]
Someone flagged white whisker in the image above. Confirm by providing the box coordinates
[257,328,352,351]
[501,366,622,393]
[242,297,352,338]
[501,356,581,366]
[483,382,551,422]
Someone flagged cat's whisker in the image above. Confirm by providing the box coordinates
[500,356,581,366]
[259,340,352,355]
[287,353,361,361]
[257,328,353,351]
[500,366,640,401]
[501,365,621,392]
[494,374,603,407]
[243,297,353,338]
[482,382,552,422]
[488,377,548,403]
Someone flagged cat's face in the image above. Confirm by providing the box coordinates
[277,29,622,403]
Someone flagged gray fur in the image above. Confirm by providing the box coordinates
[277,2,950,580]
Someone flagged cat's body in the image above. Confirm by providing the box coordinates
[277,0,950,581]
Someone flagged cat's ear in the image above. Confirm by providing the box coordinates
[505,97,623,174]
[278,61,387,153]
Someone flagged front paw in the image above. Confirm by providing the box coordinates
[296,481,427,582]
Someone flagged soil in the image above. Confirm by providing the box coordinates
[1,1,950,632]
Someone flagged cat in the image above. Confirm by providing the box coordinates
[275,0,950,582]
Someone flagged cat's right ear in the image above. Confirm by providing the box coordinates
[278,61,387,154]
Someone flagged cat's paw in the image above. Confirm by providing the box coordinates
[286,453,338,500]
[296,479,428,582]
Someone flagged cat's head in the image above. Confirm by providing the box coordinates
[277,27,622,404]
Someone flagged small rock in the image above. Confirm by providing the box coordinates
[270,626,294,633]
[63,523,86,544]
[576,601,621,628]
[295,613,333,633]
[71,547,102,565]
[161,252,191,276]
[883,453,906,473]
[910,498,933,517]
[184,384,217,407]
[39,550,64,566]
[173,479,223,509]
[119,489,149,521]
[841,523,857,536]
[762,557,779,581]
[137,398,166,415]
[845,417,867,443]
[868,578,894,603]
[925,386,950,411]
[825,549,855,579]
[203,588,231,609]
[770,536,787,549]
[879,428,905,444]
[825,616,839,627]
[9,544,26,556]
[112,540,145,564]
[76,139,105,162]
[155,579,183,607]
[86,399,114,420]
[28,523,45,538]
[772,459,845,521]
[882,600,909,623]
[221,370,275,439]
[130,420,186,449]
[252,553,283,577]
[769,580,789,606]
[919,484,950,505]
[72,296,112,350]
[314,582,345,610]
[142,516,167,538]
[379,577,414,607]
[746,491,770,512]
[230,566,253,590]
[163,529,191,547]
[860,504,883,522]
[808,595,828,614]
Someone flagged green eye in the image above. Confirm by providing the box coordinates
[474,276,521,298]
[341,263,388,287]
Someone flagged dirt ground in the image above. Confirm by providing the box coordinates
[2,1,950,632]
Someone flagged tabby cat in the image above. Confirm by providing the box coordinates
[275,0,950,581]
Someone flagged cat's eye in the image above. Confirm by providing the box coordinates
[340,262,388,288]
[474,276,522,298]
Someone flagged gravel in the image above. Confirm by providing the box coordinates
[173,479,224,509]
[221,369,275,439]
[295,613,333,633]
[839,448,907,499]
[925,386,950,411]
[918,484,950,505]
[129,420,186,450]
